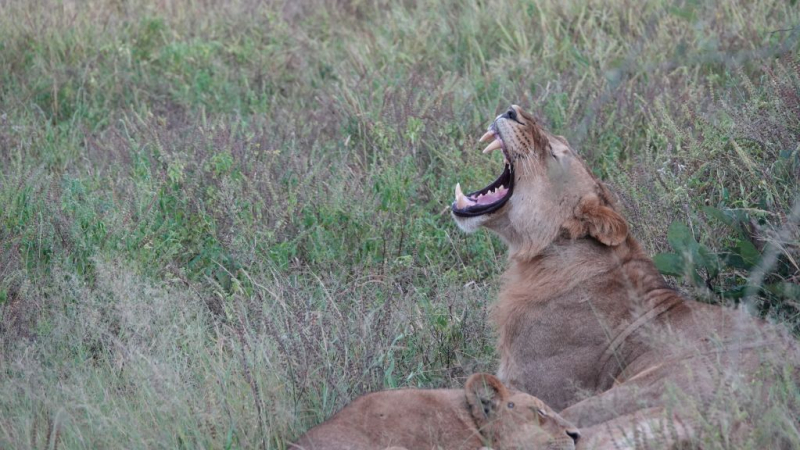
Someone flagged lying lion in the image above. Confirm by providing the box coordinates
[290,373,580,450]
[452,105,798,446]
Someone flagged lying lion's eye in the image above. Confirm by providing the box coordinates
[507,402,515,409]
[537,408,547,417]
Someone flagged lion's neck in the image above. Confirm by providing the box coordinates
[500,235,665,305]
[494,235,680,409]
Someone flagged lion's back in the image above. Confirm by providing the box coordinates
[290,389,471,450]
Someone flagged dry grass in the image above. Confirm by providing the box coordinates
[0,0,798,448]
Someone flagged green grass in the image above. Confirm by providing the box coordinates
[0,0,798,448]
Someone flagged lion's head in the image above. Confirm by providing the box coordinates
[451,105,628,259]
[465,373,580,449]
[292,372,579,450]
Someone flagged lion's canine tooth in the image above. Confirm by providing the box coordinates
[479,130,495,143]
[483,139,502,154]
[455,183,474,209]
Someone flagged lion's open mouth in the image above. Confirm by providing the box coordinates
[451,127,514,217]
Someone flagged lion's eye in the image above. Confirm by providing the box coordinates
[507,402,515,409]
[537,408,547,417]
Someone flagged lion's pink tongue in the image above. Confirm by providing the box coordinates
[473,187,507,205]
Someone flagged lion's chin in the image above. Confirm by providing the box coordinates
[451,212,485,233]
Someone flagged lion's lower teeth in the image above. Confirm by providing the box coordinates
[472,187,507,205]
[454,183,476,209]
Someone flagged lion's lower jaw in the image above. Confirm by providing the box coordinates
[451,213,484,233]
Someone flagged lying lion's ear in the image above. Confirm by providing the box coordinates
[465,373,509,426]
[577,194,628,246]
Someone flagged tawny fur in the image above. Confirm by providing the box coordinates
[453,105,798,449]
[290,373,579,450]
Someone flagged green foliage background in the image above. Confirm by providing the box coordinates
[0,0,798,448]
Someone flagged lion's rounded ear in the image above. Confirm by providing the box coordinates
[577,194,628,246]
[465,373,509,426]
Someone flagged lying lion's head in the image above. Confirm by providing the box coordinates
[465,373,580,449]
[452,105,628,259]
[292,372,580,450]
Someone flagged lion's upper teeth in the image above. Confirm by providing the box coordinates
[483,138,502,154]
[479,130,495,143]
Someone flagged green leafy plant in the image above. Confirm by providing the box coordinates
[655,206,800,308]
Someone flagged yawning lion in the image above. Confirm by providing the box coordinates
[452,105,798,448]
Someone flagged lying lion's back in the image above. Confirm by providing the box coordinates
[291,389,477,450]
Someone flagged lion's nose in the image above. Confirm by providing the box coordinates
[502,107,518,122]
[566,429,580,445]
